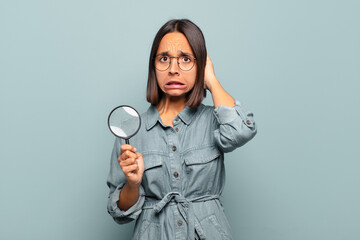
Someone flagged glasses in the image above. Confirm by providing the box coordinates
[154,54,196,71]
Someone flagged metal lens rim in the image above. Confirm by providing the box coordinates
[154,56,196,71]
[107,105,142,140]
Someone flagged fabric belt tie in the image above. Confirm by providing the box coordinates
[143,192,220,240]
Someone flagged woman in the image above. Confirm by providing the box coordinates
[107,19,257,239]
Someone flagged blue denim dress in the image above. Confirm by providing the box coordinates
[107,100,257,240]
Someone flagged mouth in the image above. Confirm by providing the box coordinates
[164,80,187,89]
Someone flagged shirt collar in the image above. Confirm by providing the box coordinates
[145,104,199,131]
[178,105,198,125]
[145,105,160,130]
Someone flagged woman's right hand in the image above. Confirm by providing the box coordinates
[118,144,145,187]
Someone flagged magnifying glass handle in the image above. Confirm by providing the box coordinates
[125,139,129,144]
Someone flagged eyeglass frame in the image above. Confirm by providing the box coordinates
[153,54,197,71]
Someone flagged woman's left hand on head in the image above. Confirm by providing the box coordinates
[204,54,219,91]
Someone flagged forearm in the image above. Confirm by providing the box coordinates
[208,77,235,108]
[118,182,140,211]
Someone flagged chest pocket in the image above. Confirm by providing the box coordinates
[183,146,223,195]
[142,154,164,198]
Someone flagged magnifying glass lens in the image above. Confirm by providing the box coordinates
[108,106,141,144]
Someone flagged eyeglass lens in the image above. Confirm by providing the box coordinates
[155,55,195,71]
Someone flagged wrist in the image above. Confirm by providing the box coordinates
[126,181,140,190]
[206,77,219,92]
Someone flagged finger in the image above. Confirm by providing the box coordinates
[118,154,135,164]
[119,157,137,167]
[119,150,137,162]
[123,164,139,174]
[123,150,137,159]
[120,144,137,154]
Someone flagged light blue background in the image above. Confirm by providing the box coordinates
[1,0,359,239]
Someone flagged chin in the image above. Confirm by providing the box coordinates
[164,91,188,98]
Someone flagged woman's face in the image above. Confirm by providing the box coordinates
[155,32,197,99]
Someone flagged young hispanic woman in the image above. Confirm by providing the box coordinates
[107,19,257,240]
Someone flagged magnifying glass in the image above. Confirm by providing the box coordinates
[107,105,141,144]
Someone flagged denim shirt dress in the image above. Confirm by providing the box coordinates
[107,100,257,240]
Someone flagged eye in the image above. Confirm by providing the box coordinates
[181,56,191,63]
[159,56,169,62]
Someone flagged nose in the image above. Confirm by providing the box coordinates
[169,57,179,74]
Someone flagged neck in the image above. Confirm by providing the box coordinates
[156,96,186,116]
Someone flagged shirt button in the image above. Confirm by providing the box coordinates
[175,127,179,132]
[174,172,179,178]
[177,220,183,226]
[172,146,177,151]
[246,120,252,125]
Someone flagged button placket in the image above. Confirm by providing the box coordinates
[168,126,180,192]
[173,115,182,133]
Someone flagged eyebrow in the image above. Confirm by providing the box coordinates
[157,50,193,56]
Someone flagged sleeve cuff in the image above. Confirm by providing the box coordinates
[108,182,145,224]
[213,100,255,129]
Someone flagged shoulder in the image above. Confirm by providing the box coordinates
[190,104,217,126]
[195,103,215,117]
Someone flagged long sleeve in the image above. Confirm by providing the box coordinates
[106,137,145,224]
[213,100,257,153]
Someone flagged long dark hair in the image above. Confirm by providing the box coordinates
[146,19,207,108]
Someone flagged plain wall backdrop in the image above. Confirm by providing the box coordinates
[1,0,359,239]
